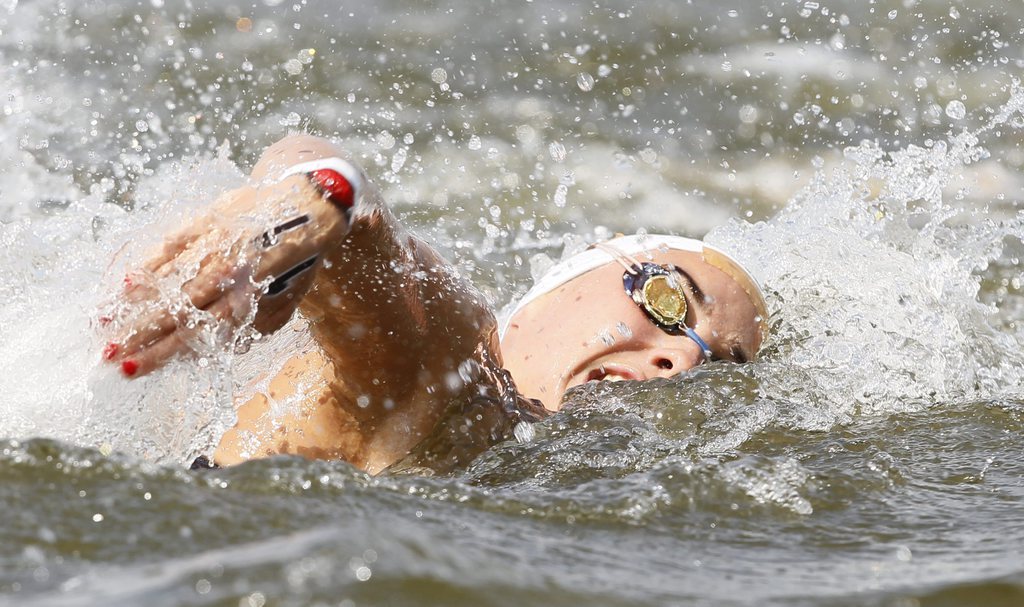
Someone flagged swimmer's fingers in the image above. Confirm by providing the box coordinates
[252,263,320,335]
[142,226,233,282]
[107,236,318,372]
[139,188,253,275]
[102,177,351,374]
[109,319,187,377]
[112,247,257,357]
[178,238,258,309]
[111,296,193,359]
[113,298,239,378]
[116,228,233,313]
[140,229,200,275]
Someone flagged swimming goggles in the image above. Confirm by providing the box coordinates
[593,243,714,361]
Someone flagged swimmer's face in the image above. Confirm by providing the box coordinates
[500,249,763,411]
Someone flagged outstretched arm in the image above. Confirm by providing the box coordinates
[103,134,516,472]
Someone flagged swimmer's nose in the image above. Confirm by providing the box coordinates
[646,345,704,378]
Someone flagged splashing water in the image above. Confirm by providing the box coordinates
[0,81,1022,480]
[0,146,259,464]
[3,2,1024,604]
[709,84,1024,425]
[495,86,1024,516]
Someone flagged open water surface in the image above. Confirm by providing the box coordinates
[1,0,1023,605]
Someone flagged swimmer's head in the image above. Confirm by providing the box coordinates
[499,234,768,410]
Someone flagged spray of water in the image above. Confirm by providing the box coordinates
[709,84,1024,422]
[0,145,260,464]
[1,66,1022,473]
[502,86,1024,514]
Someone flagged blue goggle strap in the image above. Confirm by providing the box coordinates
[682,326,713,362]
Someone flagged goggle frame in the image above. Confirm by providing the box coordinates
[621,262,714,360]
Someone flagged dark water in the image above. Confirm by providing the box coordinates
[2,0,1024,605]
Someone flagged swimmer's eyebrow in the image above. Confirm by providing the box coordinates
[675,268,709,312]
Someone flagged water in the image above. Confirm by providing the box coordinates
[2,0,1024,605]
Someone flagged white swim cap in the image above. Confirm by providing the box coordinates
[498,233,768,341]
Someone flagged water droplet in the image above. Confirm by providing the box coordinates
[739,104,759,124]
[576,72,594,91]
[283,59,302,75]
[376,130,395,150]
[135,120,149,133]
[949,7,960,19]
[430,68,447,84]
[553,183,568,207]
[467,135,482,151]
[548,141,566,162]
[945,99,966,120]
[391,147,407,173]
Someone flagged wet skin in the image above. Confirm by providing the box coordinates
[102,135,764,472]
[500,251,763,409]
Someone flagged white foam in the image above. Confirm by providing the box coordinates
[0,144,257,465]
[708,85,1024,422]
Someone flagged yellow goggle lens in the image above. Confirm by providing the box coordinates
[641,274,687,325]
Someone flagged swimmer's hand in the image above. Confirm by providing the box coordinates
[99,174,352,378]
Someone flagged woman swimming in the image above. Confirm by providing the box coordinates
[100,135,768,474]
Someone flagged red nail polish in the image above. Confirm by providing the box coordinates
[99,316,112,327]
[121,360,139,376]
[102,343,118,360]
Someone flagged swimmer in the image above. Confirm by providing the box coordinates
[100,135,768,474]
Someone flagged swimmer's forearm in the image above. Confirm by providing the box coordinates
[297,206,502,469]
[301,200,497,385]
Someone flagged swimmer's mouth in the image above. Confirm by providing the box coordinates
[584,364,645,384]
